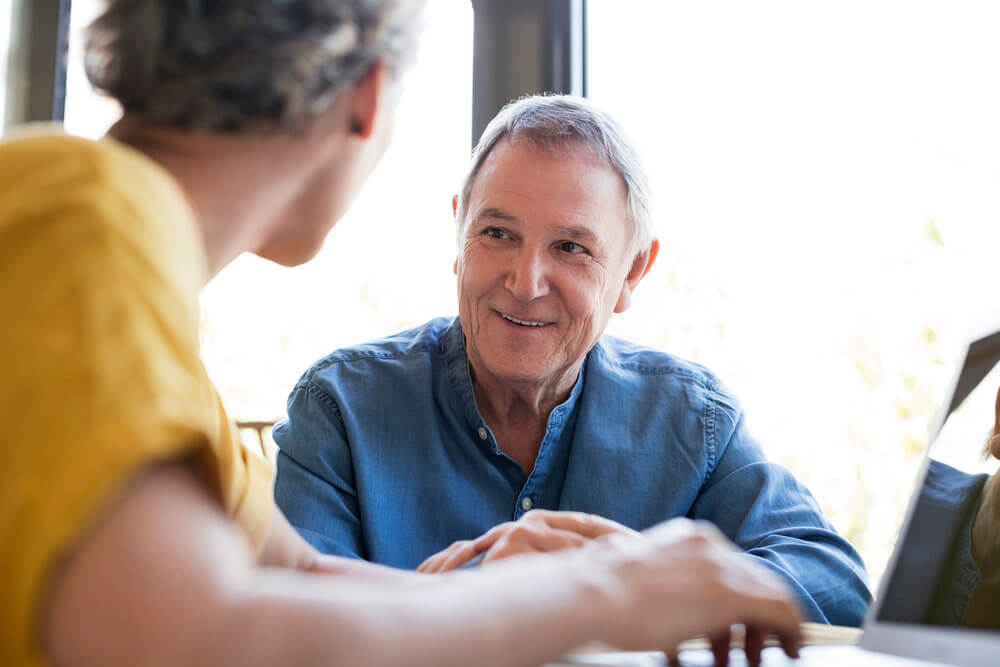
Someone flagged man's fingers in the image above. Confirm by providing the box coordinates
[472,522,511,551]
[483,527,588,563]
[743,625,764,667]
[437,540,482,572]
[526,526,588,552]
[740,600,802,661]
[417,540,478,574]
[422,511,639,573]
[710,631,731,667]
[416,553,442,573]
[776,625,802,660]
[531,510,640,539]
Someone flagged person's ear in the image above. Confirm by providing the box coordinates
[613,238,660,314]
[349,62,391,139]
[452,194,459,218]
[453,257,459,275]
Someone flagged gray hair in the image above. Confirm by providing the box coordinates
[456,94,654,255]
[85,0,426,133]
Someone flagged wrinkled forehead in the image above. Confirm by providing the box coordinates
[467,135,630,223]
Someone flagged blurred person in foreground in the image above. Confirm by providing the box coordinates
[0,1,805,666]
[273,94,870,626]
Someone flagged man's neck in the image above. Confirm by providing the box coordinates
[470,362,581,475]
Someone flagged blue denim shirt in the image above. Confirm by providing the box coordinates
[274,317,871,625]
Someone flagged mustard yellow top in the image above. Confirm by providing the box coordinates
[0,129,275,666]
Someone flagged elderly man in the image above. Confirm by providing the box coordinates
[274,94,872,626]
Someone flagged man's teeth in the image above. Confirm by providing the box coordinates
[501,314,546,327]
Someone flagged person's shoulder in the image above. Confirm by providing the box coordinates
[590,335,743,413]
[0,129,109,199]
[1,126,196,225]
[0,127,148,192]
[0,127,205,296]
[0,126,101,160]
[300,317,455,381]
[592,335,725,393]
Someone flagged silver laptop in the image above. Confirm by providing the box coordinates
[550,322,1000,667]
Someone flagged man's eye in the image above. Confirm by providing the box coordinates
[484,227,508,239]
[559,241,588,254]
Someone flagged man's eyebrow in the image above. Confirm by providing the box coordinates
[477,207,519,222]
[553,225,601,245]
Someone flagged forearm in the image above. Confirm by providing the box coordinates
[232,552,609,667]
[45,463,609,667]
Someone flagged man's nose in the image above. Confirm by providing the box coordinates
[504,247,550,301]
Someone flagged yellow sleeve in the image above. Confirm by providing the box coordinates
[0,136,273,666]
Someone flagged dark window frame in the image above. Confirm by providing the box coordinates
[470,0,587,148]
[3,0,70,127]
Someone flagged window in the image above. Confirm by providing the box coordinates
[589,0,1000,584]
[0,0,15,129]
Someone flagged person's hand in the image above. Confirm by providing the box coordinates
[587,518,803,667]
[417,509,640,573]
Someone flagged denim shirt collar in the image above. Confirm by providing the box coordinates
[441,317,587,456]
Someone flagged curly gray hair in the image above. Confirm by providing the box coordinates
[85,0,426,132]
[456,94,654,255]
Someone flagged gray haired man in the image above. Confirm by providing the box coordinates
[275,93,871,628]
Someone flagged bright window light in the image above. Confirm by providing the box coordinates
[589,0,1000,586]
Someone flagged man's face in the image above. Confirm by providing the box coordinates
[455,137,639,392]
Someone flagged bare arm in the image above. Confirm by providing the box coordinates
[41,462,605,666]
[42,462,802,667]
[258,501,423,583]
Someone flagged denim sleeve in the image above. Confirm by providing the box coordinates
[273,381,366,560]
[690,405,872,626]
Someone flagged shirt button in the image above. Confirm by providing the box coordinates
[520,496,533,511]
[477,427,488,440]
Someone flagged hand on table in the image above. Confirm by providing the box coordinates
[592,519,803,667]
[417,509,639,573]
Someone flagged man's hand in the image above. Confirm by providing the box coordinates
[590,519,803,667]
[417,509,639,573]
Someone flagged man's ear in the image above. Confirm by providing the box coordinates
[613,238,660,314]
[452,194,459,218]
[349,62,391,138]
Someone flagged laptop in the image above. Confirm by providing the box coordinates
[548,321,1000,667]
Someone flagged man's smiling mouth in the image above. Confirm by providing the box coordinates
[500,312,548,327]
